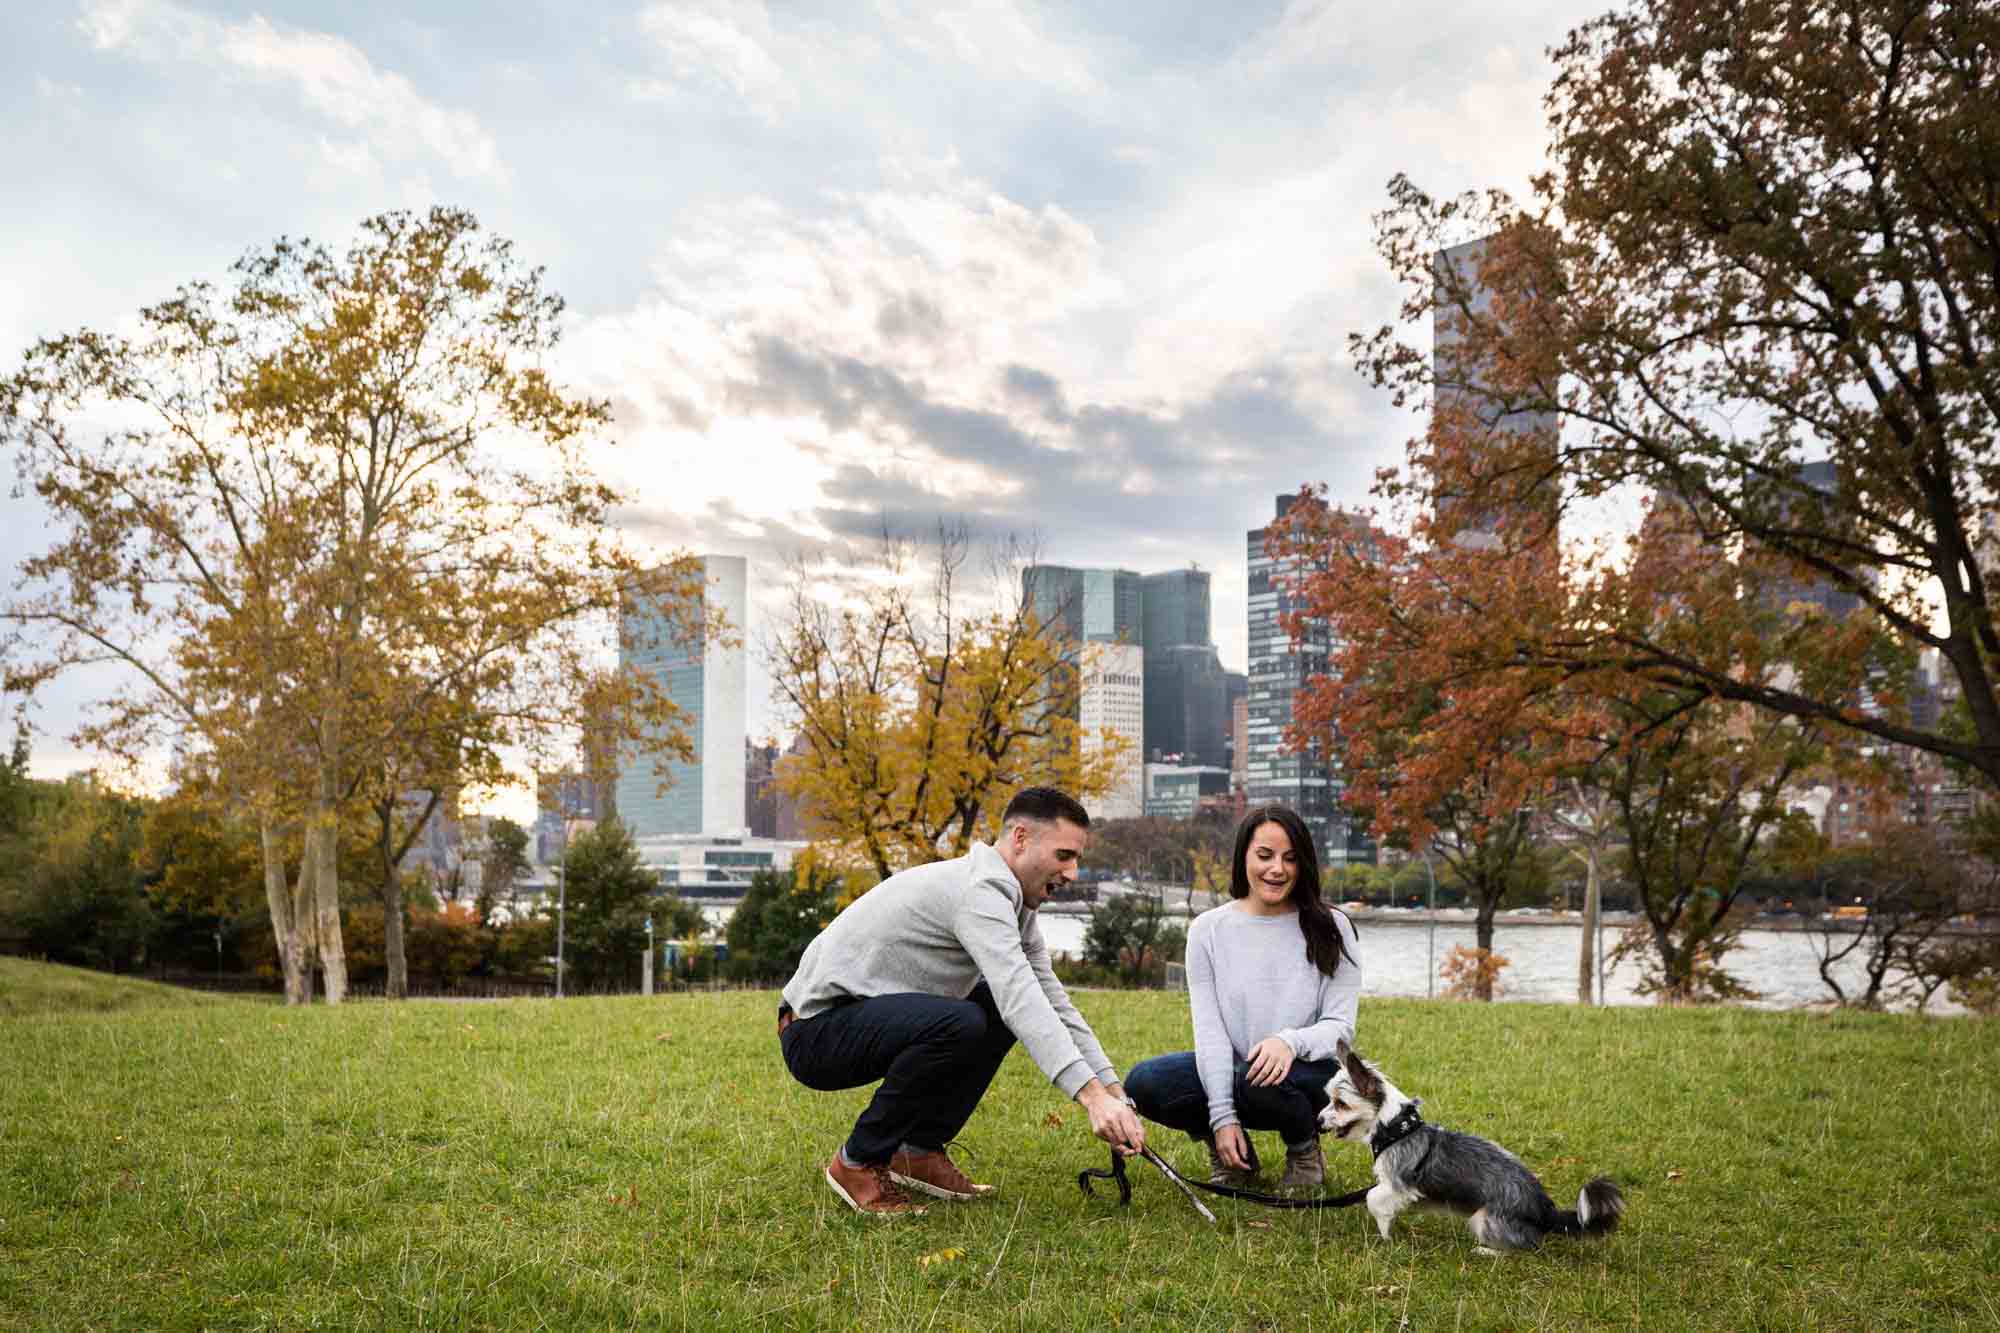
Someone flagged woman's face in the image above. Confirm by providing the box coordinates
[1243,819,1297,911]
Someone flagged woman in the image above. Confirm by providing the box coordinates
[1124,805,1362,1191]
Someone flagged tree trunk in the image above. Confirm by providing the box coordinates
[1578,847,1600,1007]
[382,873,408,999]
[308,803,348,1004]
[260,816,310,1005]
[1474,898,1498,1002]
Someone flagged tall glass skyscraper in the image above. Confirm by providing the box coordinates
[1246,495,1373,865]
[1023,565,1143,644]
[1433,236,1561,550]
[615,555,748,839]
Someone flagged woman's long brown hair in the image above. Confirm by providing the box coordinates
[1228,804,1356,978]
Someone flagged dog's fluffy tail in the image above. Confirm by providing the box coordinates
[1552,1177,1624,1239]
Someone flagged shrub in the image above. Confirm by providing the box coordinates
[1438,945,1510,1001]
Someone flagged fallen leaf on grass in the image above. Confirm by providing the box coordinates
[1665,1169,1685,1181]
[1245,1220,1272,1230]
[607,1186,639,1209]
[1369,1284,1404,1298]
[918,1248,966,1268]
[1042,1112,1064,1129]
[656,1033,672,1042]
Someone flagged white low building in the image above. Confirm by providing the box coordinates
[631,832,808,895]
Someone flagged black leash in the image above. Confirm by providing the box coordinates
[1079,1145,1372,1220]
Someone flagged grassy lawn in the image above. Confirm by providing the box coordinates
[0,957,238,1019]
[2,964,1996,1331]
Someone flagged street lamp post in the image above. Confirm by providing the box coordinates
[554,822,568,999]
[643,915,655,996]
[1422,848,1437,1000]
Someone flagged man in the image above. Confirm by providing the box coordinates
[778,786,1148,1216]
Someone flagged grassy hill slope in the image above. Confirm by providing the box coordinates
[0,956,236,1019]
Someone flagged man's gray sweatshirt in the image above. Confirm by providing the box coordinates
[781,842,1117,1098]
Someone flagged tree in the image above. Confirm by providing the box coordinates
[1081,893,1186,986]
[475,817,532,927]
[1349,0,2000,787]
[1274,502,1574,998]
[1800,823,1992,1011]
[559,818,701,991]
[1602,692,1824,1002]
[2,207,701,1004]
[723,863,843,982]
[1546,778,1621,1004]
[0,775,152,970]
[1277,479,1843,1003]
[769,528,1128,886]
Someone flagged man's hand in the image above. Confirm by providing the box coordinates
[1076,1080,1146,1156]
[1245,1036,1295,1087]
[1214,1122,1252,1171]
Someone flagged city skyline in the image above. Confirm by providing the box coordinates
[1,0,1608,791]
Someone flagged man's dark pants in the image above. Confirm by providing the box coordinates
[779,982,1016,1165]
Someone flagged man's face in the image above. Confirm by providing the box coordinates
[1011,818,1088,910]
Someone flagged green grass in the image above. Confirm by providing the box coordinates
[2,965,1997,1331]
[0,957,236,1018]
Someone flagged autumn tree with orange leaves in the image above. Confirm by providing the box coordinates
[1346,0,1997,788]
[1276,481,1862,1002]
[1274,500,1577,1000]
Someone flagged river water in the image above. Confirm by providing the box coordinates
[705,903,1967,1014]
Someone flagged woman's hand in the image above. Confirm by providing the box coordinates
[1214,1123,1253,1171]
[1245,1036,1295,1087]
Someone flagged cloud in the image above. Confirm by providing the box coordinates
[882,0,1101,98]
[631,0,797,123]
[551,147,1406,694]
[77,0,508,184]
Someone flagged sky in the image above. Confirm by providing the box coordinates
[3,0,1608,804]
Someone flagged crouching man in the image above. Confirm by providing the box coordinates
[778,786,1147,1216]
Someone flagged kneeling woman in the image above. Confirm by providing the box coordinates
[1125,805,1361,1192]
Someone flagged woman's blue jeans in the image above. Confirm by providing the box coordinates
[1123,1050,1338,1146]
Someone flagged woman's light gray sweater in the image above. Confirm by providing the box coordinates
[1186,904,1362,1132]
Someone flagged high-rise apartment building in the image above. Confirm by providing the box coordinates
[1079,642,1145,819]
[1247,494,1374,865]
[1433,236,1561,549]
[1228,676,1249,792]
[615,555,748,839]
[1760,459,1871,620]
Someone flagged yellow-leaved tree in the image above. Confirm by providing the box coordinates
[770,530,1129,891]
[2,207,701,1003]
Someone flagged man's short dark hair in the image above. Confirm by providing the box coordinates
[1002,786,1091,830]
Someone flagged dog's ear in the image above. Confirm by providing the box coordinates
[1339,1044,1381,1102]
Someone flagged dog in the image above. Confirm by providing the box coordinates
[1317,1040,1624,1254]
